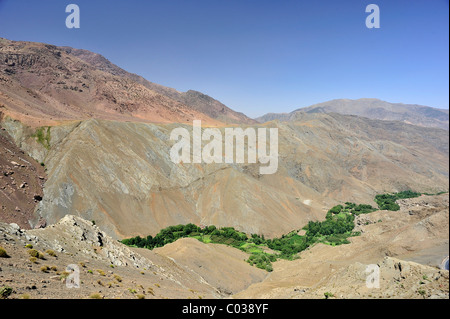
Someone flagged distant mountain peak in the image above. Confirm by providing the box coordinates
[257,98,449,130]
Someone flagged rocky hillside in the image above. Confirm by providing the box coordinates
[0,215,247,299]
[1,111,447,240]
[257,98,449,130]
[0,118,46,229]
[0,37,254,127]
[234,194,449,299]
[61,46,257,125]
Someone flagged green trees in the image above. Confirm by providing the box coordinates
[329,205,343,214]
[247,253,276,271]
[375,191,421,211]
[121,190,427,272]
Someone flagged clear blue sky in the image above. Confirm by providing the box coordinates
[0,0,448,118]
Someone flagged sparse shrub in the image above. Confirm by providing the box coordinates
[97,280,104,286]
[29,257,38,264]
[324,292,335,299]
[87,270,93,274]
[79,262,86,268]
[418,289,426,298]
[32,126,51,150]
[0,246,8,258]
[155,283,160,288]
[25,244,33,249]
[20,294,30,299]
[50,266,58,271]
[89,293,103,299]
[28,249,45,259]
[60,271,70,280]
[114,274,122,282]
[140,271,145,275]
[46,249,57,257]
[0,286,13,299]
[136,294,145,300]
[128,288,137,294]
[40,265,50,273]
[147,288,155,296]
[97,269,106,276]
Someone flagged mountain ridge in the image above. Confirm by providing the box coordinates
[256,98,449,130]
[0,37,254,127]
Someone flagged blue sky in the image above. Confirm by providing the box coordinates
[0,0,448,118]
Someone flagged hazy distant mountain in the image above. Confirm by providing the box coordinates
[256,98,449,130]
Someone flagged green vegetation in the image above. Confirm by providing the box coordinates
[32,126,51,150]
[324,292,335,299]
[0,246,8,258]
[0,286,13,299]
[121,190,437,272]
[46,249,57,257]
[40,265,50,273]
[28,249,45,259]
[97,269,106,276]
[375,190,421,211]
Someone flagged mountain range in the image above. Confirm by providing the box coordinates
[0,37,254,127]
[256,98,449,130]
[0,37,448,300]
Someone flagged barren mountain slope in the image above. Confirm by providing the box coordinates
[234,194,449,299]
[61,47,257,125]
[153,238,267,295]
[61,47,256,125]
[0,119,46,229]
[0,214,273,299]
[0,38,221,127]
[1,112,447,240]
[257,98,449,130]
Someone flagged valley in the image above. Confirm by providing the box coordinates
[0,37,448,300]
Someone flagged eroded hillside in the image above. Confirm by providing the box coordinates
[0,38,222,127]
[1,111,448,240]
